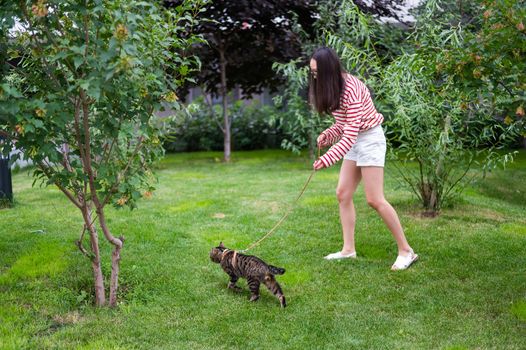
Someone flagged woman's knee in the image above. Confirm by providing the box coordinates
[336,187,353,203]
[366,196,387,210]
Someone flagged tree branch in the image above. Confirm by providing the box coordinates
[72,96,90,173]
[390,157,422,202]
[38,161,83,209]
[497,80,514,97]
[18,7,65,91]
[61,143,74,173]
[443,155,474,200]
[78,89,121,247]
[75,224,94,260]
[0,130,16,141]
[102,136,145,207]
[204,93,225,132]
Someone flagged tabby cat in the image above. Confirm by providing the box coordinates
[209,242,286,307]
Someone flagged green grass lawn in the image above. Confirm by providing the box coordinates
[1,149,525,349]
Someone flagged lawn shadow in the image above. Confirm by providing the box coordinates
[473,172,526,207]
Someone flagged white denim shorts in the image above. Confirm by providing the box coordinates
[343,125,386,167]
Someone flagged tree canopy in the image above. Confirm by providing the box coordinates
[164,0,317,98]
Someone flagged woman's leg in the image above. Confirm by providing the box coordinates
[361,166,412,255]
[336,160,362,254]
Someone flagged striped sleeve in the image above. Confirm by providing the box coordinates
[320,122,344,145]
[319,99,362,168]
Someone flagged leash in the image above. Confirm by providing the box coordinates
[238,146,321,254]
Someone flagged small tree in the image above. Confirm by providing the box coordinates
[0,0,204,306]
[380,0,524,214]
[164,0,317,162]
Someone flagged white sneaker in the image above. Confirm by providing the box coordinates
[391,250,419,271]
[324,251,357,260]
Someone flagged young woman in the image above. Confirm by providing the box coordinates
[309,47,418,270]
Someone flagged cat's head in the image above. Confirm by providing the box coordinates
[209,242,227,263]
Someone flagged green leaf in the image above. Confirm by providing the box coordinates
[70,45,87,55]
[87,82,101,101]
[32,119,44,129]
[79,80,90,90]
[0,84,23,98]
[73,56,84,69]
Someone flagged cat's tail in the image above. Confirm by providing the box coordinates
[268,265,285,275]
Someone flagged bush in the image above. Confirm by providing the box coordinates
[163,98,285,152]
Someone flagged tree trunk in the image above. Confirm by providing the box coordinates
[429,188,438,212]
[82,205,105,306]
[420,115,451,215]
[78,90,123,307]
[95,206,123,307]
[420,182,438,217]
[420,182,432,209]
[109,240,123,307]
[219,40,231,162]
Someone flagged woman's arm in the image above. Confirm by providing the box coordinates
[318,99,363,168]
[319,122,344,146]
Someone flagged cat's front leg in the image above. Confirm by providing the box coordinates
[227,274,242,292]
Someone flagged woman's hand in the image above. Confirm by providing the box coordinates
[317,133,328,147]
[313,159,325,171]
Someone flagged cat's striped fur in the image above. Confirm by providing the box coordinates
[210,242,286,307]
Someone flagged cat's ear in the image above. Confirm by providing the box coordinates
[219,242,225,248]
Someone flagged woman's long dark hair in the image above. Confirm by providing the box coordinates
[308,47,345,115]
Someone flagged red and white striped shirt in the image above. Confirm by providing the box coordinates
[319,74,384,168]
